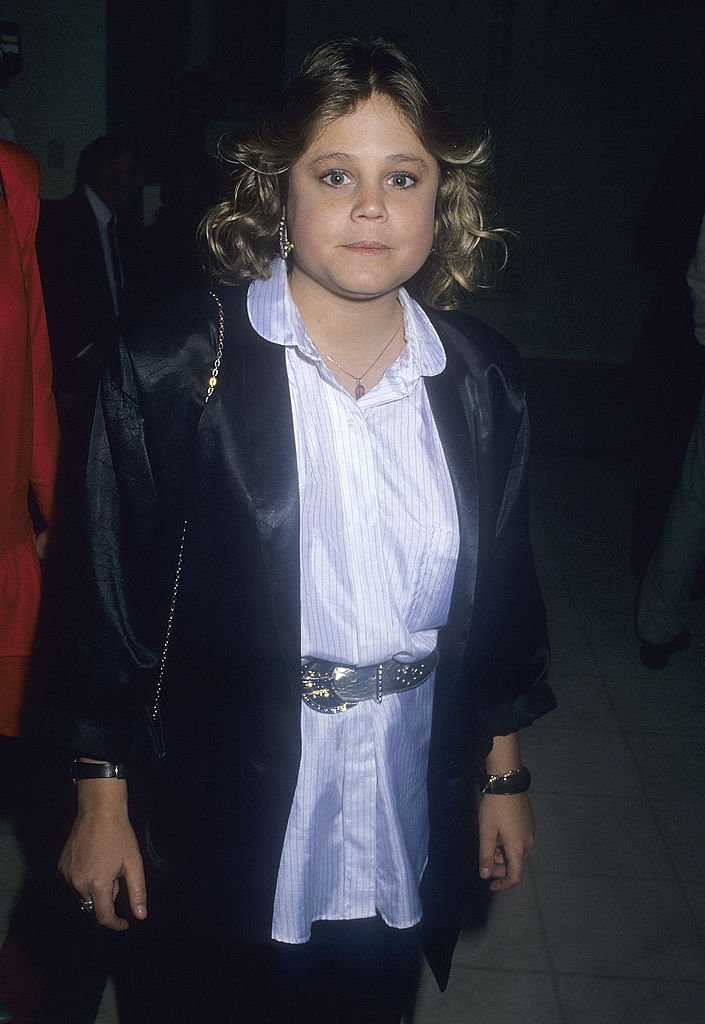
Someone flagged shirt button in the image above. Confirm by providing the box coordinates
[347,416,356,428]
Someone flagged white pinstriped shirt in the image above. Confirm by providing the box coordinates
[247,259,460,943]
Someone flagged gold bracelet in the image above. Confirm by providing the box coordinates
[479,765,530,795]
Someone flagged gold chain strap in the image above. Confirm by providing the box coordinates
[152,291,225,722]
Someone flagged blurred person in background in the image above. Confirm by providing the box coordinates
[0,139,59,1024]
[141,152,222,297]
[637,211,705,668]
[0,140,58,740]
[37,135,143,490]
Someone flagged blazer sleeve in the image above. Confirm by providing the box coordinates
[42,291,220,761]
[1,142,59,524]
[478,389,553,734]
[465,340,554,736]
[47,341,169,761]
[20,160,60,524]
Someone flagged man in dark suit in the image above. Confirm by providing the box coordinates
[37,135,143,479]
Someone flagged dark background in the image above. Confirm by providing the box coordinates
[1,0,703,371]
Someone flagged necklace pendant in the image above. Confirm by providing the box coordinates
[355,382,366,400]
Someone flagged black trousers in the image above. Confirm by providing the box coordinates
[116,910,423,1024]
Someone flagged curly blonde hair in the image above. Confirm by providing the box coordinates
[201,38,505,310]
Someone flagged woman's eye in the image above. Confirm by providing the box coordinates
[321,170,351,187]
[389,172,417,188]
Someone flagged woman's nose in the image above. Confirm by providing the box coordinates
[352,182,387,219]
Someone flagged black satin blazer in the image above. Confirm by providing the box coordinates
[51,283,554,987]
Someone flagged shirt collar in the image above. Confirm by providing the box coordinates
[84,184,113,227]
[247,258,446,381]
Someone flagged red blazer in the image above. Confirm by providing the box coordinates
[0,142,59,729]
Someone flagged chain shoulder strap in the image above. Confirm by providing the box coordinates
[151,291,225,724]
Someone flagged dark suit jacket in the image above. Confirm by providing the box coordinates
[48,283,554,987]
[37,189,140,402]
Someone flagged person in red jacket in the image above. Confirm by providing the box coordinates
[0,141,59,737]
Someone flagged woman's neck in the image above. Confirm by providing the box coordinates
[289,272,404,365]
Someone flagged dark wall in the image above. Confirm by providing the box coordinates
[285,0,705,361]
[11,0,701,361]
[106,0,286,182]
[212,0,287,119]
[106,0,190,180]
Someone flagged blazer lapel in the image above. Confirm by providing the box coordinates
[196,287,479,706]
[203,287,303,706]
[425,347,479,691]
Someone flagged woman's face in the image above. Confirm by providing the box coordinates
[286,93,439,306]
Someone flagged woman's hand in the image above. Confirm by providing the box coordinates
[59,779,147,931]
[477,791,535,891]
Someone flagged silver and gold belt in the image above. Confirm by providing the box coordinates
[301,649,439,714]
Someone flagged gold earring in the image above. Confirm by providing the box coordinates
[278,210,294,259]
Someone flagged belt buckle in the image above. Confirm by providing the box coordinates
[301,663,358,714]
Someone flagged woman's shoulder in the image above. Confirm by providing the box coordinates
[120,282,247,368]
[0,141,40,199]
[113,282,253,405]
[423,304,524,381]
[422,301,520,366]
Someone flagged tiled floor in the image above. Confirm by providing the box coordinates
[412,451,705,1024]
[1,408,704,1023]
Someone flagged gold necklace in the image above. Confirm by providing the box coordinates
[319,324,402,400]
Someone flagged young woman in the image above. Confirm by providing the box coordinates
[53,37,554,1024]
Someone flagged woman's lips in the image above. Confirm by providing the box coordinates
[344,241,390,252]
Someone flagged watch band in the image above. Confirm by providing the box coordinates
[70,761,127,781]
